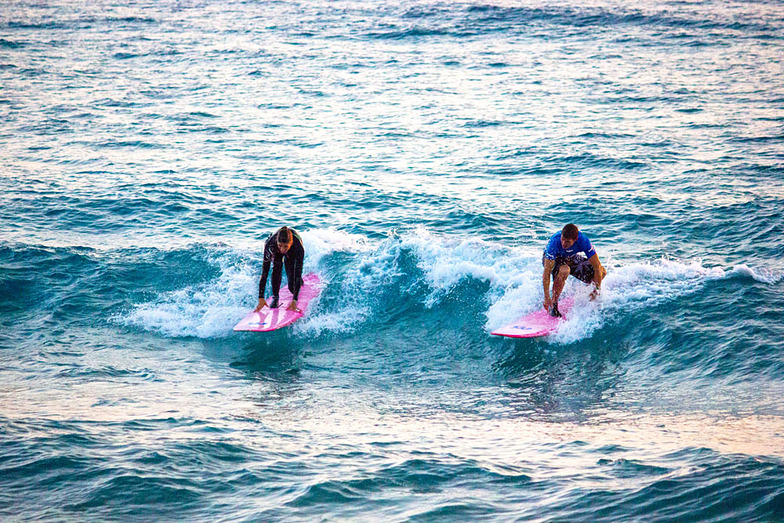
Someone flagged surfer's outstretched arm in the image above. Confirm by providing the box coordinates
[255,258,271,311]
[255,236,275,311]
[543,258,555,310]
[283,232,305,311]
[587,253,606,299]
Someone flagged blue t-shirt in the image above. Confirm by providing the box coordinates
[544,231,597,260]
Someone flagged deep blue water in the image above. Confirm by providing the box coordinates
[2,0,784,520]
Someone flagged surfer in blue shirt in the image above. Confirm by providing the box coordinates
[255,226,305,312]
[543,223,606,317]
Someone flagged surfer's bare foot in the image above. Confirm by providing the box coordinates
[549,303,562,317]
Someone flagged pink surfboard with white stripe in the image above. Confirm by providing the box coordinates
[491,297,574,338]
[234,273,322,332]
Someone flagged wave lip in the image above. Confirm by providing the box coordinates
[113,229,781,344]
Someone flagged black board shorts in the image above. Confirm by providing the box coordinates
[543,254,595,284]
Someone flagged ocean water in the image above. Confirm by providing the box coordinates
[2,0,784,520]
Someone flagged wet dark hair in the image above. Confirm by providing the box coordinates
[276,226,293,244]
[562,223,579,241]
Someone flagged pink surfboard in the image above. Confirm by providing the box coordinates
[234,273,322,332]
[491,297,574,338]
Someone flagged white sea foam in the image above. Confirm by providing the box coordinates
[295,306,372,337]
[302,227,374,262]
[729,264,782,284]
[398,227,531,306]
[299,234,403,334]
[119,249,257,338]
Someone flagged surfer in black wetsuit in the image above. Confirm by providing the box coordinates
[255,226,305,312]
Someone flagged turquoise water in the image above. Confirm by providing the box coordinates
[2,0,784,520]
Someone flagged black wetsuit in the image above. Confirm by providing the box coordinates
[258,230,305,301]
